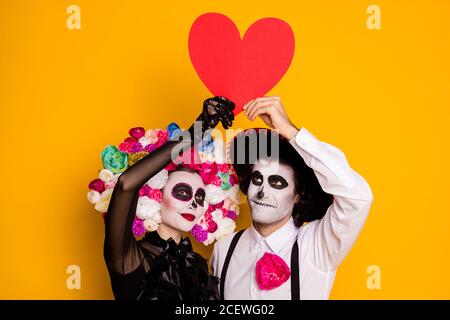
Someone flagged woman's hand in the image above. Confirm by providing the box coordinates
[197,96,235,131]
[243,96,299,140]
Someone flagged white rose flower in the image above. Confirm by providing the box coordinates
[87,190,101,204]
[227,185,246,204]
[139,136,152,147]
[205,184,227,205]
[94,188,114,212]
[99,169,114,182]
[202,232,216,246]
[136,197,161,220]
[212,139,226,163]
[111,173,122,183]
[143,219,159,232]
[215,218,236,241]
[146,169,168,189]
[211,208,223,221]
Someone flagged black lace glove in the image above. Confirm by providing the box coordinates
[198,96,235,130]
[187,96,235,143]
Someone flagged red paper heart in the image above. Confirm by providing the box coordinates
[189,13,295,115]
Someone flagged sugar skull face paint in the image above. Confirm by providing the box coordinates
[247,158,298,224]
[160,170,206,232]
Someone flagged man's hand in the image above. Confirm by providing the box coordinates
[243,96,299,140]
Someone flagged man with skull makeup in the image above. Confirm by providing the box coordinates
[210,96,374,300]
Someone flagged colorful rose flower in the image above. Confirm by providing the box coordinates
[144,129,159,143]
[104,180,116,190]
[129,127,145,140]
[128,151,148,167]
[226,209,237,220]
[129,142,143,153]
[155,129,169,147]
[148,188,163,202]
[199,134,215,153]
[191,224,208,242]
[166,122,181,140]
[218,172,232,190]
[143,143,157,153]
[132,217,146,238]
[207,220,218,233]
[255,252,291,290]
[139,185,151,197]
[88,178,105,193]
[101,145,128,173]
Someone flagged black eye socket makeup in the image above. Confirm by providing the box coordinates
[251,170,263,186]
[171,183,193,201]
[194,188,206,207]
[268,175,289,189]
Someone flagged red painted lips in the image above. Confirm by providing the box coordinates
[181,213,196,222]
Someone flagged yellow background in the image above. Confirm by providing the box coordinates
[0,0,449,299]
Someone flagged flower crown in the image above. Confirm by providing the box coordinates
[87,122,244,245]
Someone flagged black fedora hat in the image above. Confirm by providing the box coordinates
[227,127,300,180]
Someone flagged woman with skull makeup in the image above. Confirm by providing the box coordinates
[210,96,374,300]
[103,96,235,300]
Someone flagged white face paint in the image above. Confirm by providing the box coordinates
[247,158,298,224]
[160,170,206,232]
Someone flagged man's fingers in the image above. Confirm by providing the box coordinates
[244,99,259,118]
[250,105,272,121]
[245,99,275,119]
[247,102,274,121]
[243,96,279,111]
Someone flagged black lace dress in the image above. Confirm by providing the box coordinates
[109,230,219,300]
[103,129,220,300]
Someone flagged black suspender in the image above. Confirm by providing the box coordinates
[219,229,300,300]
[290,241,300,300]
[220,229,245,300]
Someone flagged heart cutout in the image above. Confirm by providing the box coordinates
[189,13,295,115]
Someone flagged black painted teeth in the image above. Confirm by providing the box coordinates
[251,200,276,208]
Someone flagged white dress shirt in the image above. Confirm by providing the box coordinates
[210,127,374,300]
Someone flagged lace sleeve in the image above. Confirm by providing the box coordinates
[103,137,193,275]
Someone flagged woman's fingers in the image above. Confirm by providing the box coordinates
[214,96,235,112]
[217,111,231,129]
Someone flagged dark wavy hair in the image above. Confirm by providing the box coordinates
[232,130,334,227]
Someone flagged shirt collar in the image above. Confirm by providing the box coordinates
[248,216,299,254]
